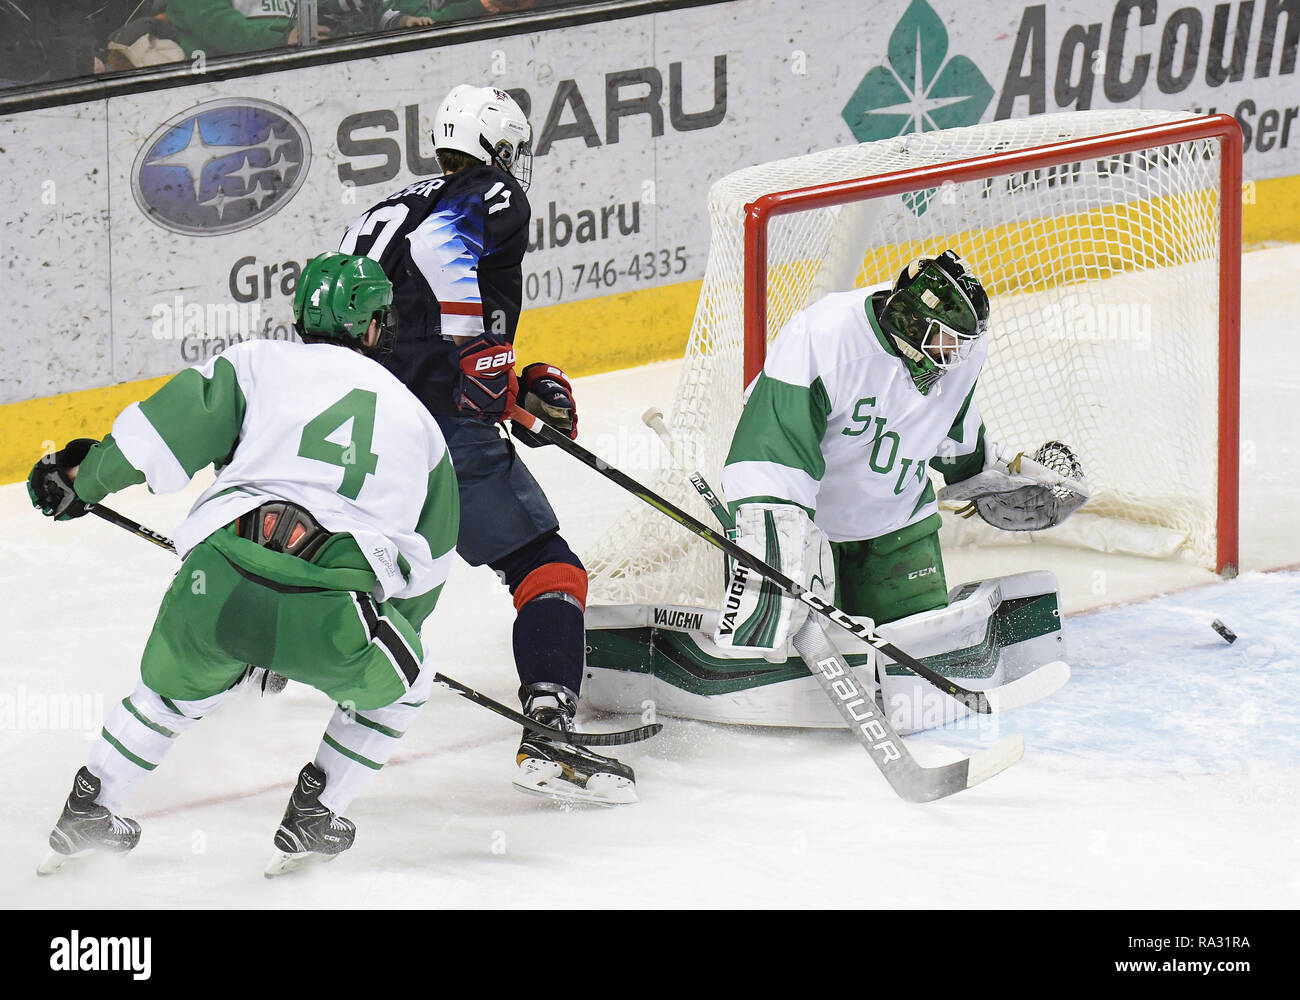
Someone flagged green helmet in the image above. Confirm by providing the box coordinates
[880,249,990,393]
[293,252,393,346]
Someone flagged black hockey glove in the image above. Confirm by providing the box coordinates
[28,438,98,521]
[512,362,577,448]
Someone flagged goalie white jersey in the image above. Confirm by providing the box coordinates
[721,285,988,543]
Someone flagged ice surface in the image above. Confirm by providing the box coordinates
[2,246,1297,909]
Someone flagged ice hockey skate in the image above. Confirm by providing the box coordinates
[265,763,356,877]
[38,767,141,876]
[514,683,637,806]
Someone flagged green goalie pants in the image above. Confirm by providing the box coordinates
[86,524,435,817]
[831,513,949,625]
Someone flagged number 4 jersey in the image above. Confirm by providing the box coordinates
[721,286,990,544]
[84,339,458,604]
[339,165,530,418]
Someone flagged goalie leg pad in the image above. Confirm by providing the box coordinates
[714,503,833,661]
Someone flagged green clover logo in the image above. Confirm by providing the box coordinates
[842,0,994,215]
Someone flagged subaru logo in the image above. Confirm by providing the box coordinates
[131,98,311,237]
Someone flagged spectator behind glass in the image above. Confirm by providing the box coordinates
[321,2,540,40]
[163,1,488,58]
[1,0,581,89]
[1,1,140,88]
[165,0,329,57]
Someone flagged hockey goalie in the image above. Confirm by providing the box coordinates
[583,250,1085,733]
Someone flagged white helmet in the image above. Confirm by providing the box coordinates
[432,84,533,190]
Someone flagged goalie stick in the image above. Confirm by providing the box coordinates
[640,408,1024,801]
[511,406,1067,715]
[87,503,661,748]
[791,617,1023,801]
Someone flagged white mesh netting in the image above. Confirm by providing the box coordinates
[585,110,1230,607]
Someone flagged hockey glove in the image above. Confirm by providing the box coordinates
[28,438,98,521]
[938,440,1088,531]
[512,362,578,447]
[454,334,518,423]
[714,503,834,662]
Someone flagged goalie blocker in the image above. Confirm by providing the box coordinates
[715,503,834,660]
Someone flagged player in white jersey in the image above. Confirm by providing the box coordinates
[28,253,459,876]
[718,250,1085,655]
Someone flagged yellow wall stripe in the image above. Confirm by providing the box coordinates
[1,375,171,485]
[513,278,701,375]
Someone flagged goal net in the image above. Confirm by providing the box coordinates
[585,110,1242,608]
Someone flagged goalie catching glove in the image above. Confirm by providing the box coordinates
[714,503,835,661]
[939,440,1088,531]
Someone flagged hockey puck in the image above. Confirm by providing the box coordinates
[1211,618,1237,644]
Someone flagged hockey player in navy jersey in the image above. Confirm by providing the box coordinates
[341,84,634,804]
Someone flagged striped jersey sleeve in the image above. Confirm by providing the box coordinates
[76,354,247,503]
[405,191,489,339]
[721,313,831,518]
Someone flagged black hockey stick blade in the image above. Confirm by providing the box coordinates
[432,673,662,747]
[791,618,1022,802]
[511,406,1017,715]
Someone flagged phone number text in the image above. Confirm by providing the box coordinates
[525,247,689,303]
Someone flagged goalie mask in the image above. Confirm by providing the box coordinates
[293,252,395,358]
[433,84,533,190]
[881,250,990,393]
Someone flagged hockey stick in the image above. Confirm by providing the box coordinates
[87,502,661,747]
[790,616,1022,801]
[90,504,177,552]
[643,406,734,591]
[430,674,660,747]
[642,407,734,533]
[511,406,1066,715]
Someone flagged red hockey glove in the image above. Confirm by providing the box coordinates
[455,334,519,422]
